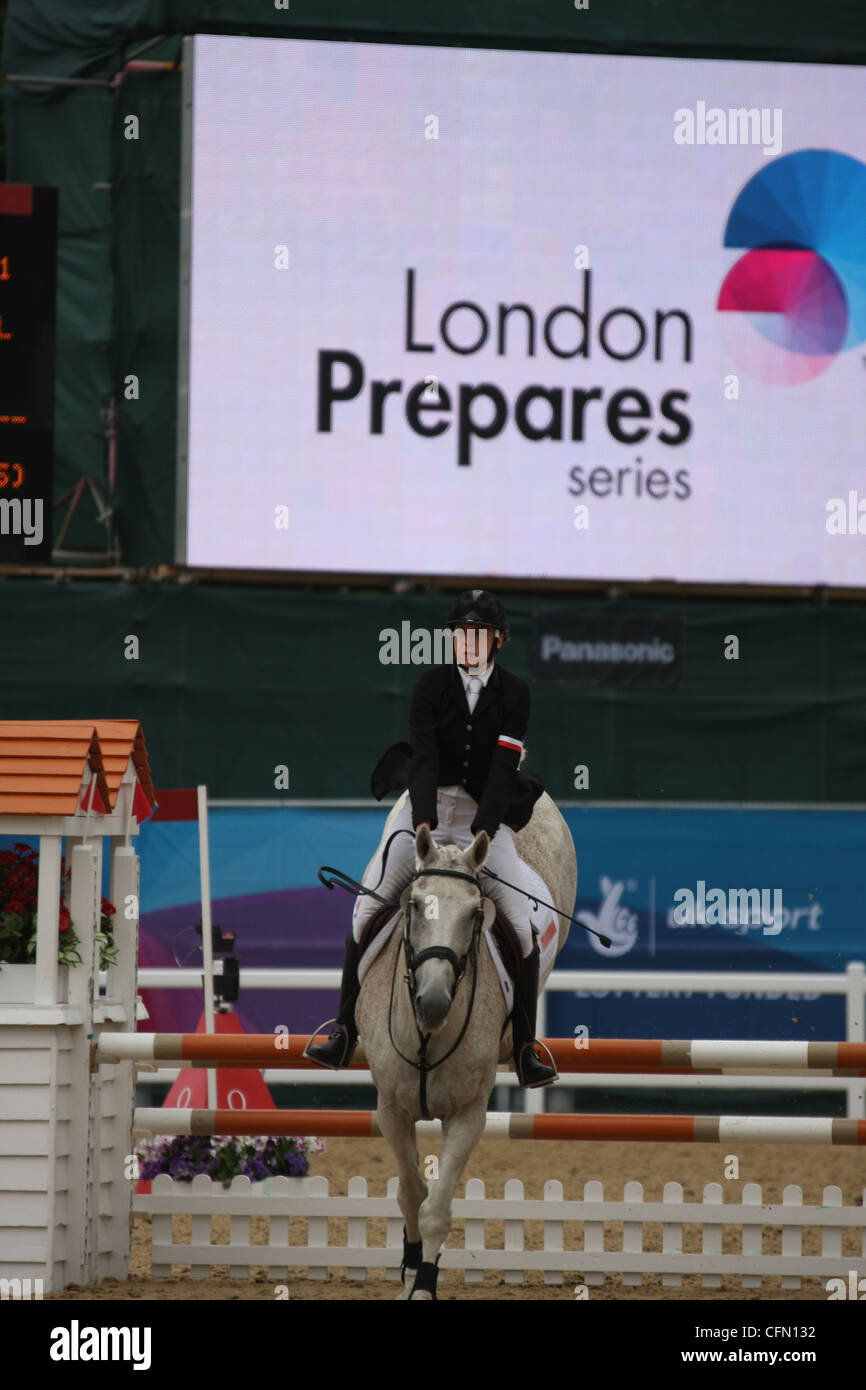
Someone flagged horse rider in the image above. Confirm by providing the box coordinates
[304,588,558,1088]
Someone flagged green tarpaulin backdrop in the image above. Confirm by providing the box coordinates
[5,581,865,801]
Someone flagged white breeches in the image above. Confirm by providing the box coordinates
[352,787,534,958]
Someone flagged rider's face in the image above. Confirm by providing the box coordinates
[452,624,497,669]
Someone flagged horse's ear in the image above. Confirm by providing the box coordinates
[465,830,489,873]
[415,824,435,861]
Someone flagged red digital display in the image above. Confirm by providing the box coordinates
[0,184,57,563]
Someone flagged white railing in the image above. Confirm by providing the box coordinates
[133,961,866,1117]
[136,962,866,1037]
[133,1172,866,1289]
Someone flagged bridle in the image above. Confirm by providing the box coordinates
[317,824,610,1121]
[387,864,486,1120]
[400,866,482,999]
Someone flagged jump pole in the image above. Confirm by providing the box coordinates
[97,1033,866,1074]
[132,1107,866,1145]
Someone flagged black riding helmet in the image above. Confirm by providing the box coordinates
[446,589,510,645]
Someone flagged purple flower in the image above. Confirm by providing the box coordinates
[169,1157,197,1179]
[133,1128,319,1184]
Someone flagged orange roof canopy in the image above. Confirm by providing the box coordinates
[0,719,155,818]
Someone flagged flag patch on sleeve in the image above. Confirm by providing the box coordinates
[498,735,523,751]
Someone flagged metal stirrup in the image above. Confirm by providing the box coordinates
[530,1037,557,1072]
[304,1016,350,1067]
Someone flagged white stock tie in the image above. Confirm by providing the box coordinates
[466,676,483,714]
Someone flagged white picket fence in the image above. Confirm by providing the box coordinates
[132,1173,866,1288]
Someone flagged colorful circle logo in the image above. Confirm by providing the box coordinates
[717,149,866,384]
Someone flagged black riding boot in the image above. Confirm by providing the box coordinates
[303,933,361,1069]
[512,940,557,1088]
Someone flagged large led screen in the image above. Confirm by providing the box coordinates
[180,36,866,584]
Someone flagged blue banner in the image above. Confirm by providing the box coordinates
[114,803,865,1042]
[547,804,863,1044]
[9,803,857,1042]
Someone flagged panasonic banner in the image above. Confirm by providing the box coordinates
[179,36,866,586]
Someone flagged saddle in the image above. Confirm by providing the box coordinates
[358,902,398,958]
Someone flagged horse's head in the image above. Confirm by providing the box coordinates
[403,825,497,1034]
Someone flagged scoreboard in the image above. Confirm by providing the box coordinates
[0,184,57,563]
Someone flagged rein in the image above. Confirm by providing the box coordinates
[316,829,610,1121]
[317,839,611,947]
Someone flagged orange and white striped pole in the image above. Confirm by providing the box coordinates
[98,1032,866,1075]
[132,1107,866,1146]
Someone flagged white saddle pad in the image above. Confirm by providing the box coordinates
[357,857,560,1010]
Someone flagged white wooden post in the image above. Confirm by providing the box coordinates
[34,834,62,1004]
[104,838,140,1280]
[109,843,140,1018]
[847,960,865,1040]
[67,843,98,1015]
[845,962,866,1118]
[64,842,100,1284]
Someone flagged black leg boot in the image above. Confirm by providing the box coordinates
[512,940,558,1088]
[303,933,361,1069]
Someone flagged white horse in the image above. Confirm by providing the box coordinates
[354,789,577,1299]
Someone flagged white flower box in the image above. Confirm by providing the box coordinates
[0,963,69,1004]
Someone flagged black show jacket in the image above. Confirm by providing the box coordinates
[407,661,542,838]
